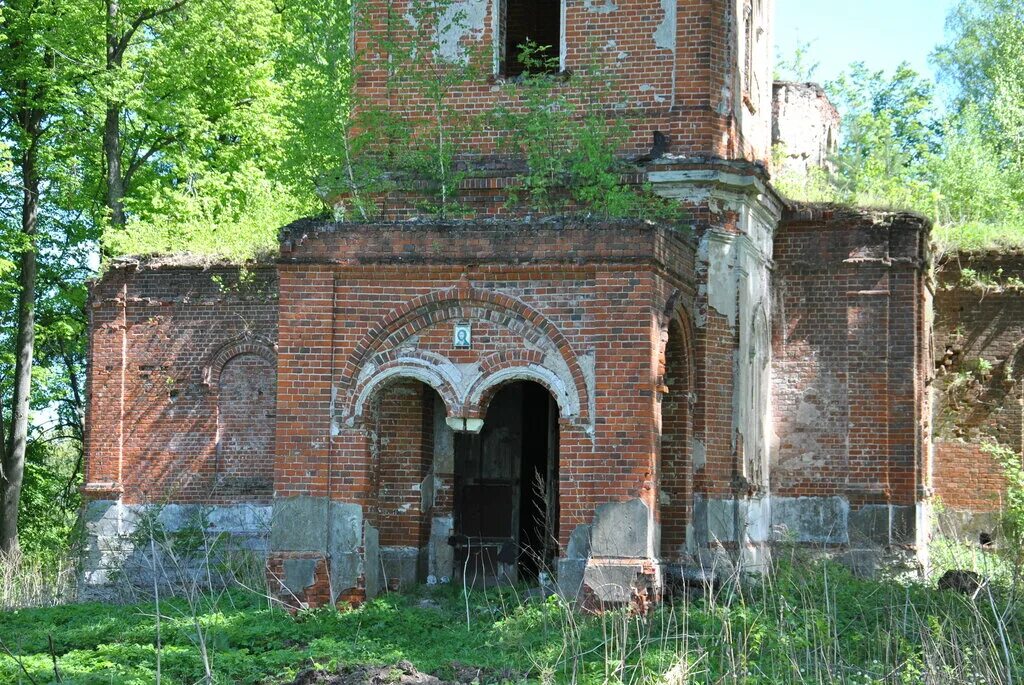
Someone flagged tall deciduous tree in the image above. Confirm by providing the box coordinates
[0,0,96,552]
[98,0,313,259]
[102,0,187,231]
[936,0,1024,200]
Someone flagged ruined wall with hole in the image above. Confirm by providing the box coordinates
[81,262,278,596]
[771,206,932,562]
[932,252,1024,538]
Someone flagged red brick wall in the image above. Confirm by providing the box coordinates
[373,380,436,548]
[932,252,1024,513]
[352,0,769,164]
[933,442,1009,512]
[274,219,696,549]
[772,206,931,507]
[84,264,278,504]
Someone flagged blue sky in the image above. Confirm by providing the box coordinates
[775,0,960,84]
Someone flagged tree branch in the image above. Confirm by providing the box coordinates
[115,0,189,61]
[124,134,176,189]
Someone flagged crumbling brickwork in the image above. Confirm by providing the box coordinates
[771,82,839,177]
[81,262,278,595]
[353,0,773,164]
[932,253,1024,528]
[771,206,932,551]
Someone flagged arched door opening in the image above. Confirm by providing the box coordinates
[453,381,559,586]
[369,378,446,587]
[660,318,691,561]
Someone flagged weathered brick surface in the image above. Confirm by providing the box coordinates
[772,206,932,507]
[84,264,278,505]
[352,0,773,166]
[932,442,1009,513]
[932,252,1024,513]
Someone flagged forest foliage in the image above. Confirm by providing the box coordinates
[774,0,1024,254]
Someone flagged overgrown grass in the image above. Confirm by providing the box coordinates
[771,153,1024,255]
[1,557,1022,684]
[0,548,78,611]
[933,220,1024,254]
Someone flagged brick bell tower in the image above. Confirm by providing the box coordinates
[261,0,782,609]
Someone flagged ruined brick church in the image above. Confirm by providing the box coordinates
[82,0,942,607]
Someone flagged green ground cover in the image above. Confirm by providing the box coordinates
[1,559,1022,685]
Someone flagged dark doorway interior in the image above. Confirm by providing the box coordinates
[453,381,558,585]
[518,382,558,579]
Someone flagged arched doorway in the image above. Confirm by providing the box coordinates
[368,378,448,588]
[452,381,559,586]
[660,317,691,561]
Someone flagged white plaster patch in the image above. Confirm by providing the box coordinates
[653,0,676,50]
[436,0,489,64]
[691,438,706,471]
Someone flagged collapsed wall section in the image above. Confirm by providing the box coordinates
[771,81,839,178]
[771,205,932,569]
[932,252,1024,541]
[81,261,278,597]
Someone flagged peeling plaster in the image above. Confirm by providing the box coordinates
[701,232,738,328]
[436,0,488,64]
[653,0,676,50]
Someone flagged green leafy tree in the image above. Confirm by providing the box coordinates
[275,0,365,215]
[0,0,97,552]
[826,62,940,213]
[97,0,309,260]
[778,4,1024,252]
[493,41,677,222]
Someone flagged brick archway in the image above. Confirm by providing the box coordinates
[344,354,462,429]
[466,353,582,421]
[203,337,277,388]
[339,286,592,427]
[659,303,696,561]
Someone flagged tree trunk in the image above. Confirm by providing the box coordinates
[104,103,125,230]
[0,140,40,554]
[105,0,125,230]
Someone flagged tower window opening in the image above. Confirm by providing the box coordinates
[499,0,562,78]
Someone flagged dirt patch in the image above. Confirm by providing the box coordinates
[290,660,525,685]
